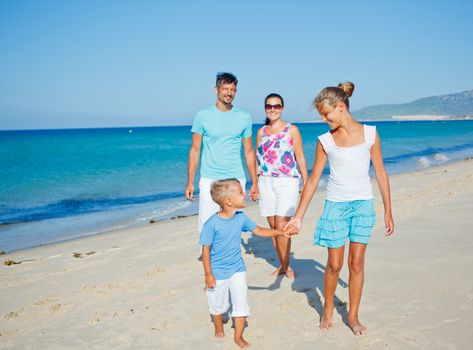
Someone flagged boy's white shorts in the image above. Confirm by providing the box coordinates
[198,178,246,234]
[206,271,250,317]
[258,176,300,217]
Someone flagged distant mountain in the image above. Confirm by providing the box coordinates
[352,89,473,120]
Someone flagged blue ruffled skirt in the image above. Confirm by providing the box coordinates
[314,199,376,248]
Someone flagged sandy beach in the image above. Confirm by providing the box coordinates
[1,159,473,349]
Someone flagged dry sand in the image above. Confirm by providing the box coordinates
[1,159,473,349]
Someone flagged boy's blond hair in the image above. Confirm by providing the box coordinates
[210,178,241,207]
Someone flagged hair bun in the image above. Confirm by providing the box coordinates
[337,81,355,97]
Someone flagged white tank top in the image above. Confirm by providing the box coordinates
[318,124,376,202]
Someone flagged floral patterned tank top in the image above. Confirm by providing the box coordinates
[257,123,301,178]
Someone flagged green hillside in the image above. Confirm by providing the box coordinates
[352,89,473,119]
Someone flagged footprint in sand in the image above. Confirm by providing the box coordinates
[143,266,166,277]
[88,311,107,325]
[48,303,71,313]
[83,282,140,296]
[34,296,59,306]
[3,309,23,320]
[400,330,428,346]
[158,288,182,300]
[152,321,176,330]
[33,297,73,315]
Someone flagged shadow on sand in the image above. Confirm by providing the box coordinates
[242,234,349,325]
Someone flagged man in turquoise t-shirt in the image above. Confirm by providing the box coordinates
[185,72,259,235]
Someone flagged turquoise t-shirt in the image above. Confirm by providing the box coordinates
[191,105,252,179]
[199,211,257,280]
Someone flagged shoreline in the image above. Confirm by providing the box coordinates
[0,212,200,256]
[1,158,472,348]
[1,156,471,255]
[2,117,473,132]
[1,157,472,258]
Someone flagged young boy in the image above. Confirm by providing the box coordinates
[199,178,296,348]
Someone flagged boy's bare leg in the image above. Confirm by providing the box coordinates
[211,314,225,338]
[233,317,250,348]
[347,242,368,336]
[321,246,345,330]
[270,235,284,276]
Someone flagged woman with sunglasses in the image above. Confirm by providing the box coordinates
[256,93,308,278]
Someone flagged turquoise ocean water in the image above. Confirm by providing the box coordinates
[1,120,473,252]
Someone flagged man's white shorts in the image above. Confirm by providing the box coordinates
[198,178,246,234]
[206,271,250,317]
[258,176,300,217]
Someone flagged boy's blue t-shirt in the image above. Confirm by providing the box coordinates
[191,105,252,180]
[199,211,257,280]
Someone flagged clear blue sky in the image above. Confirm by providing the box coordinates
[1,0,472,130]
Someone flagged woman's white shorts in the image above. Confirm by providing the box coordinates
[206,271,250,317]
[258,176,300,217]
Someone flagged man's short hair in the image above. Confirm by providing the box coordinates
[210,178,241,206]
[216,72,238,88]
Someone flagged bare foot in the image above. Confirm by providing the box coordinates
[214,330,225,338]
[234,336,251,348]
[285,267,296,279]
[271,266,284,276]
[347,316,368,336]
[319,307,334,330]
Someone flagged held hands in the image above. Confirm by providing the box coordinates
[283,224,299,237]
[284,217,302,235]
[205,273,216,289]
[273,223,299,238]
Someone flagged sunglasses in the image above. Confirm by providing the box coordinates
[265,104,283,110]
